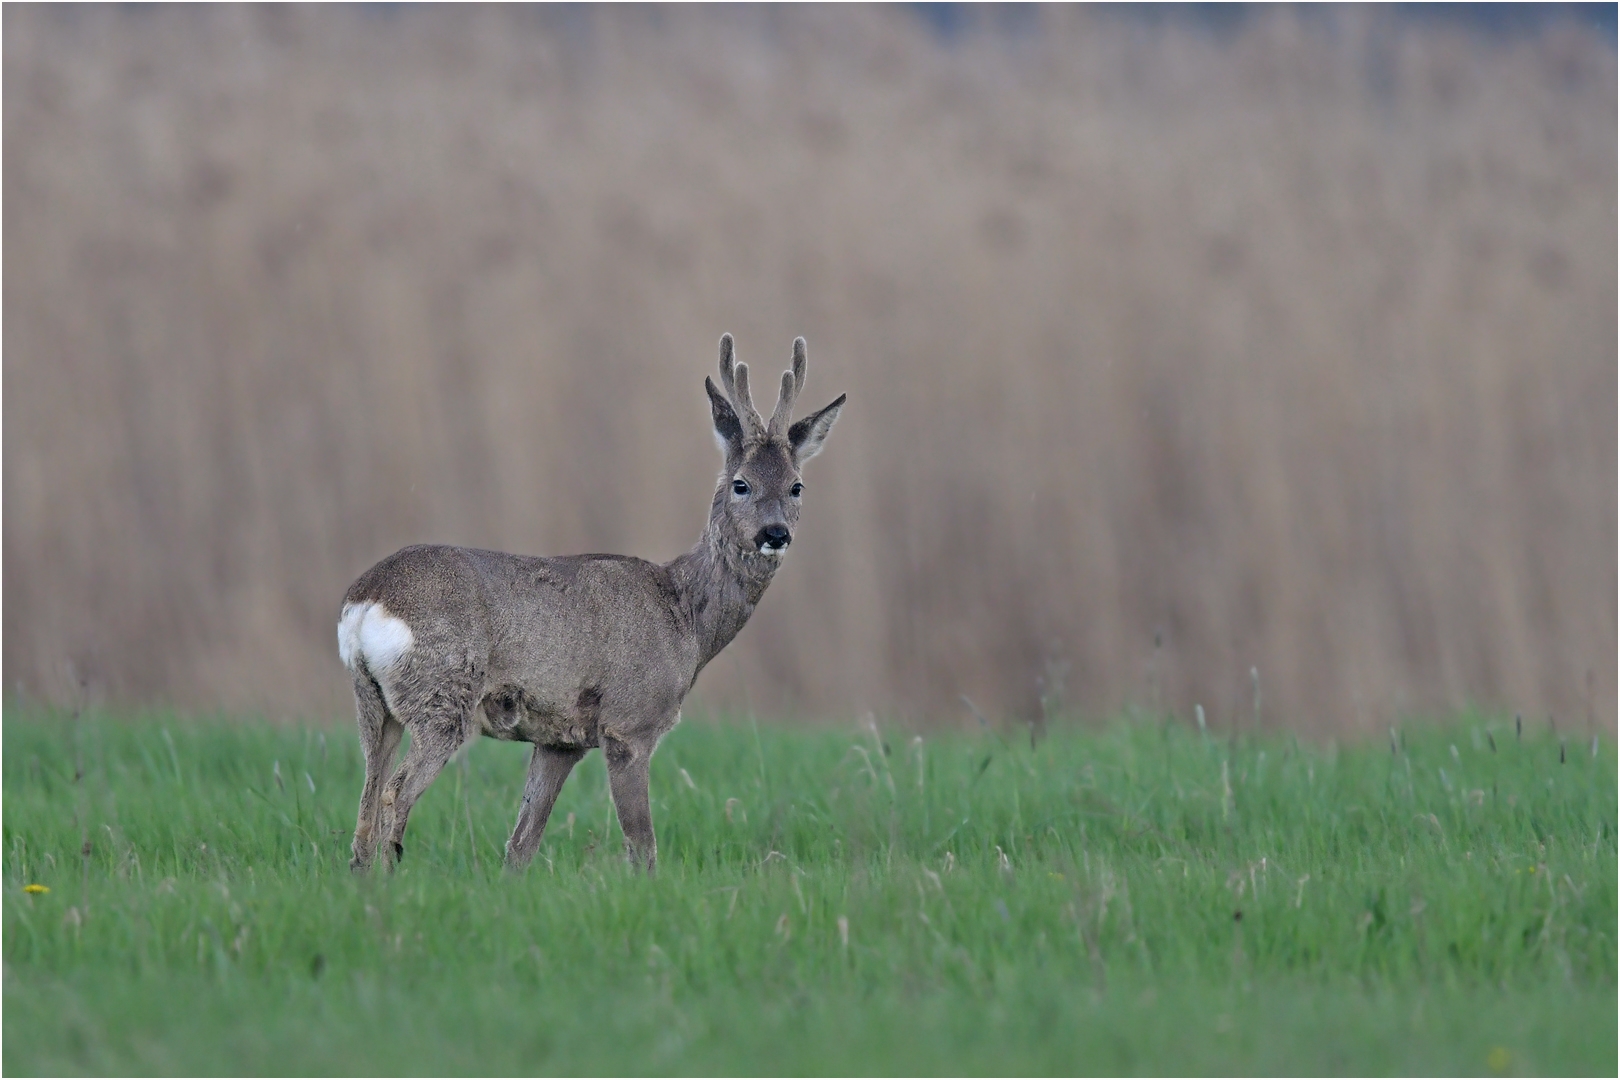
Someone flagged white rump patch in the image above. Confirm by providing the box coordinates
[337,601,415,674]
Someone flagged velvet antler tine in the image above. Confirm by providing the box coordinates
[716,334,767,440]
[768,369,798,438]
[718,334,738,402]
[791,337,807,396]
[732,361,762,433]
[767,337,808,438]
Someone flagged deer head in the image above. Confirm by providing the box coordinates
[704,334,845,562]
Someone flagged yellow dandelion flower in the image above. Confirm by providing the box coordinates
[23,884,48,894]
[1487,1047,1512,1074]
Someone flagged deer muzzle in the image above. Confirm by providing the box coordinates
[755,524,791,555]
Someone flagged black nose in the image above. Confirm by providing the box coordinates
[756,525,791,550]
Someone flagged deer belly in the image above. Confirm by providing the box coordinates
[477,685,601,749]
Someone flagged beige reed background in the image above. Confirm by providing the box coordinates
[4,5,1614,733]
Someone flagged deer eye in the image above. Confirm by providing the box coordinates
[790,482,804,498]
[732,478,750,497]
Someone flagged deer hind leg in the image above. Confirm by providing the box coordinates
[350,673,404,873]
[503,744,587,870]
[604,734,659,873]
[376,720,471,867]
[377,668,482,867]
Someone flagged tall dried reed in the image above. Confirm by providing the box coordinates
[4,6,1613,731]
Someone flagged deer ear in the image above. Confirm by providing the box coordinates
[706,376,744,455]
[788,393,845,464]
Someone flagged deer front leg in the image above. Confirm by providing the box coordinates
[504,744,586,870]
[603,734,657,873]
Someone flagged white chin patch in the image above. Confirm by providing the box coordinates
[758,545,786,558]
[337,601,415,673]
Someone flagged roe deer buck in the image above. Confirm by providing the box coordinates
[338,335,844,873]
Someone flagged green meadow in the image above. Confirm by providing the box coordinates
[3,710,1614,1076]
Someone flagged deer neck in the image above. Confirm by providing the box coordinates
[667,514,780,671]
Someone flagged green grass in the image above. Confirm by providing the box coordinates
[3,708,1614,1076]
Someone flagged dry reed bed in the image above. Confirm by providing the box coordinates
[3,6,1614,730]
